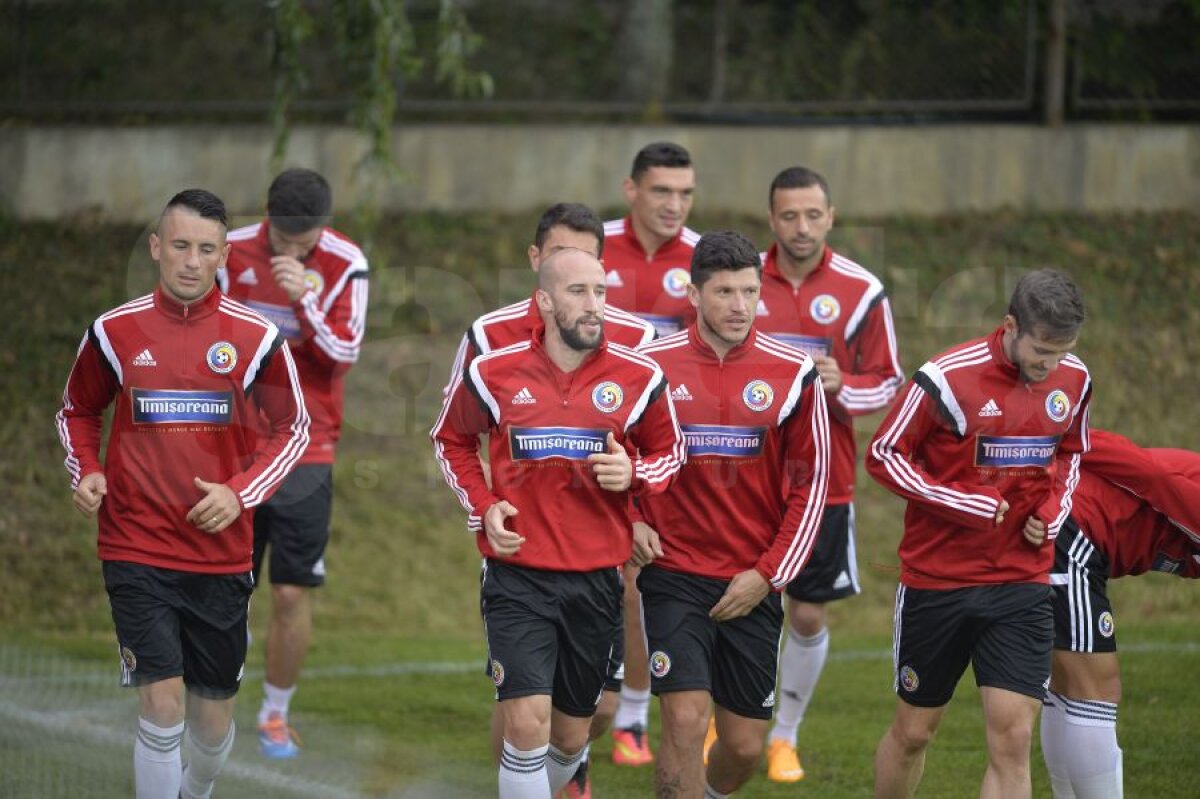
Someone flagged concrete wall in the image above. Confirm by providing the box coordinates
[1,124,1197,222]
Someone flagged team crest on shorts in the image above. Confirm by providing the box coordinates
[592,381,624,413]
[490,659,506,687]
[1098,611,1115,638]
[810,294,841,324]
[206,341,238,374]
[120,646,137,673]
[302,269,325,296]
[661,268,691,299]
[1045,390,1070,423]
[742,380,774,412]
[650,651,672,678]
[899,665,920,693]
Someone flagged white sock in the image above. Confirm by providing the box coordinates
[1055,692,1122,799]
[580,741,590,765]
[614,686,651,730]
[546,744,586,795]
[180,721,235,799]
[259,681,296,725]
[770,626,829,745]
[704,781,731,798]
[134,717,183,799]
[498,740,550,799]
[1041,693,1077,798]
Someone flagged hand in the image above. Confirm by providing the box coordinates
[995,499,1010,525]
[587,433,633,492]
[484,500,524,557]
[813,355,843,394]
[270,255,308,302]
[630,521,664,567]
[1022,516,1047,546]
[710,569,770,622]
[73,472,107,518]
[186,477,242,534]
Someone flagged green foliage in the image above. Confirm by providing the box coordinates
[268,0,314,173]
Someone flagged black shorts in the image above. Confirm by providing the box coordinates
[103,561,253,699]
[252,464,332,587]
[892,582,1053,707]
[481,560,622,717]
[785,504,861,603]
[1051,517,1116,653]
[638,565,783,720]
[603,622,626,693]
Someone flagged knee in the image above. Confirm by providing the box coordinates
[787,601,825,636]
[661,700,709,744]
[503,702,551,748]
[889,718,937,755]
[271,583,308,614]
[139,682,185,727]
[719,730,765,767]
[990,717,1035,757]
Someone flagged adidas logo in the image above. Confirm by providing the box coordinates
[605,271,624,287]
[756,299,769,316]
[511,387,537,405]
[670,383,694,401]
[762,690,776,708]
[978,398,1003,417]
[833,570,851,590]
[237,269,258,285]
[131,348,157,367]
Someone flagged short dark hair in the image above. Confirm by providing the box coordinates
[163,189,227,227]
[631,142,692,182]
[534,203,605,257]
[1008,269,1085,341]
[769,166,832,209]
[267,168,333,234]
[690,231,762,289]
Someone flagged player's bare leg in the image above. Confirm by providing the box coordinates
[613,565,654,766]
[706,706,770,795]
[980,686,1041,799]
[181,694,237,799]
[258,583,310,758]
[873,700,945,799]
[656,690,710,798]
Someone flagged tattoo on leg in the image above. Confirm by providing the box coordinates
[655,764,683,799]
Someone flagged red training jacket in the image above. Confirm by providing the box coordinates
[220,220,368,465]
[636,326,831,588]
[759,244,904,502]
[432,335,685,571]
[56,286,310,574]
[1070,429,1200,579]
[602,216,700,336]
[867,326,1092,589]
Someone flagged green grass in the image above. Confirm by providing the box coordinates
[1,209,1198,795]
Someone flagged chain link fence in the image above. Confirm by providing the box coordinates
[1,0,1196,122]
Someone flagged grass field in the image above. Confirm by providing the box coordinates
[1,209,1198,796]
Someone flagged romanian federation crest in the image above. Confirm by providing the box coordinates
[662,267,691,299]
[206,341,238,374]
[810,294,841,324]
[1045,390,1070,423]
[650,651,672,678]
[592,381,624,413]
[742,380,774,412]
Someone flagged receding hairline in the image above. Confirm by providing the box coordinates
[537,247,605,291]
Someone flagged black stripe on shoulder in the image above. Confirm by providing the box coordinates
[246,334,286,397]
[87,325,120,388]
[845,290,886,345]
[912,369,963,440]
[628,376,668,430]
[462,365,497,426]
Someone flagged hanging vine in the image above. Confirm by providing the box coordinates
[268,0,492,194]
